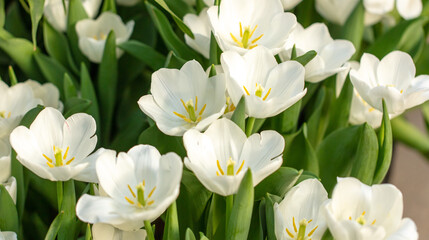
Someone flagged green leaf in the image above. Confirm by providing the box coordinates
[350,123,379,185]
[44,211,64,240]
[254,167,302,200]
[67,0,89,68]
[85,224,92,240]
[264,193,282,240]
[325,76,353,135]
[43,20,79,75]
[8,66,18,86]
[63,97,92,118]
[306,86,329,147]
[248,202,263,240]
[80,63,101,139]
[28,0,45,48]
[0,185,19,233]
[294,50,317,66]
[118,40,166,71]
[101,0,117,13]
[97,31,118,145]
[392,116,429,158]
[153,0,195,38]
[0,35,44,80]
[146,2,200,61]
[58,180,76,240]
[163,202,180,240]
[185,228,196,240]
[0,0,4,28]
[20,105,45,127]
[341,1,364,59]
[210,32,220,64]
[63,74,78,100]
[373,100,393,184]
[164,51,187,68]
[138,125,186,156]
[226,170,254,240]
[271,100,301,134]
[110,112,148,152]
[207,194,226,240]
[230,96,246,132]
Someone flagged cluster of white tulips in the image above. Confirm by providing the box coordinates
[0,0,428,239]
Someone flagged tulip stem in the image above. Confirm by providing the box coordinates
[144,221,155,240]
[392,117,429,159]
[57,181,63,210]
[246,117,256,137]
[225,195,234,229]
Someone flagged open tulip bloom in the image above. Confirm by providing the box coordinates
[76,145,183,231]
[350,51,429,115]
[184,8,211,59]
[10,107,99,182]
[324,178,418,240]
[138,60,227,136]
[207,0,297,55]
[221,46,307,118]
[183,118,284,196]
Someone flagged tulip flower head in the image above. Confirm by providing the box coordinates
[0,139,16,204]
[76,145,183,231]
[184,8,211,59]
[183,118,284,196]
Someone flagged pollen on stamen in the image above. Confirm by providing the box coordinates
[308,225,318,237]
[286,228,295,238]
[147,200,155,206]
[371,220,376,225]
[236,160,245,175]
[65,157,75,165]
[125,196,135,205]
[293,217,297,232]
[128,185,137,198]
[243,86,250,96]
[43,154,53,163]
[263,88,272,101]
[46,162,55,168]
[216,160,225,175]
[148,186,156,198]
[63,146,69,160]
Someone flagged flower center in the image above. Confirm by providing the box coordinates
[0,111,11,119]
[43,146,75,168]
[125,180,157,208]
[243,83,272,101]
[230,22,264,49]
[173,97,207,123]
[92,32,107,40]
[286,217,318,240]
[349,211,376,226]
[224,97,236,114]
[216,157,245,176]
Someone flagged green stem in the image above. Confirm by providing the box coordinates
[57,181,63,210]
[246,117,255,137]
[392,117,429,159]
[225,195,234,229]
[144,221,155,240]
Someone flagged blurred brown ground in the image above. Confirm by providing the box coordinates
[390,109,429,239]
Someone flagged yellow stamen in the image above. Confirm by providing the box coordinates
[372,220,376,225]
[173,112,192,123]
[249,25,258,39]
[243,86,250,95]
[249,44,258,49]
[65,157,75,165]
[308,226,318,237]
[46,162,55,168]
[125,196,135,205]
[400,90,403,94]
[286,228,295,238]
[148,186,156,198]
[199,104,207,116]
[308,219,313,223]
[239,22,243,37]
[236,160,245,175]
[216,160,225,175]
[128,185,136,198]
[195,96,198,112]
[43,154,53,163]
[7,112,11,118]
[181,99,187,110]
[143,180,145,186]
[216,171,220,176]
[263,88,272,101]
[63,147,69,160]
[230,33,244,48]
[147,200,155,206]
[251,34,264,44]
[369,108,375,112]
[293,217,297,232]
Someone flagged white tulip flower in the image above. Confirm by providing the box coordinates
[364,0,422,20]
[76,145,183,231]
[0,139,16,204]
[281,23,355,83]
[274,179,328,240]
[138,60,226,136]
[281,0,303,10]
[44,0,101,32]
[324,177,418,240]
[315,0,359,26]
[221,46,306,118]
[92,223,147,240]
[350,51,429,115]
[0,80,42,140]
[207,0,297,55]
[0,231,17,240]
[184,8,211,59]
[76,12,135,63]
[23,80,63,111]
[10,107,99,182]
[183,118,284,196]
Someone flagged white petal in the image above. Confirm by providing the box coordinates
[44,0,67,32]
[396,0,422,19]
[404,75,429,108]
[29,107,64,155]
[281,0,303,10]
[3,176,17,204]
[376,51,416,90]
[73,148,114,183]
[82,0,102,18]
[315,0,359,25]
[0,139,11,183]
[92,223,147,240]
[364,0,395,15]
[320,40,355,70]
[370,184,403,235]
[386,218,418,240]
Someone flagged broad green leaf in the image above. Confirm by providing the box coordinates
[163,202,180,240]
[399,26,426,61]
[101,0,117,13]
[45,211,64,240]
[391,117,429,157]
[119,40,166,71]
[153,0,195,38]
[28,0,45,48]
[185,228,196,240]
[341,1,364,59]
[63,97,92,118]
[80,63,101,139]
[164,51,187,68]
[271,100,301,134]
[294,50,317,66]
[43,20,79,74]
[226,170,254,240]
[58,180,76,240]
[146,2,200,61]
[110,112,148,152]
[296,170,319,184]
[20,105,45,127]
[4,2,30,39]
[67,0,89,67]
[0,0,4,28]
[138,125,186,156]
[373,101,393,184]
[230,97,246,132]
[207,194,226,240]
[264,193,282,240]
[85,224,92,240]
[210,32,220,65]
[8,66,18,86]
[0,36,44,80]
[248,203,263,240]
[63,74,78,100]
[325,76,353,135]
[97,31,118,145]
[164,0,195,18]
[0,186,19,234]
[254,167,302,200]
[306,86,328,147]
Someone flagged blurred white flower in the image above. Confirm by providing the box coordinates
[183,118,284,196]
[315,0,359,26]
[207,0,297,55]
[44,0,101,32]
[221,46,306,118]
[92,223,147,240]
[184,8,211,59]
[0,231,17,240]
[274,179,328,240]
[23,80,63,111]
[76,145,183,231]
[281,23,355,83]
[281,0,303,10]
[0,139,16,204]
[0,80,42,140]
[10,107,99,182]
[324,177,418,240]
[138,60,226,136]
[76,12,134,63]
[350,51,429,115]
